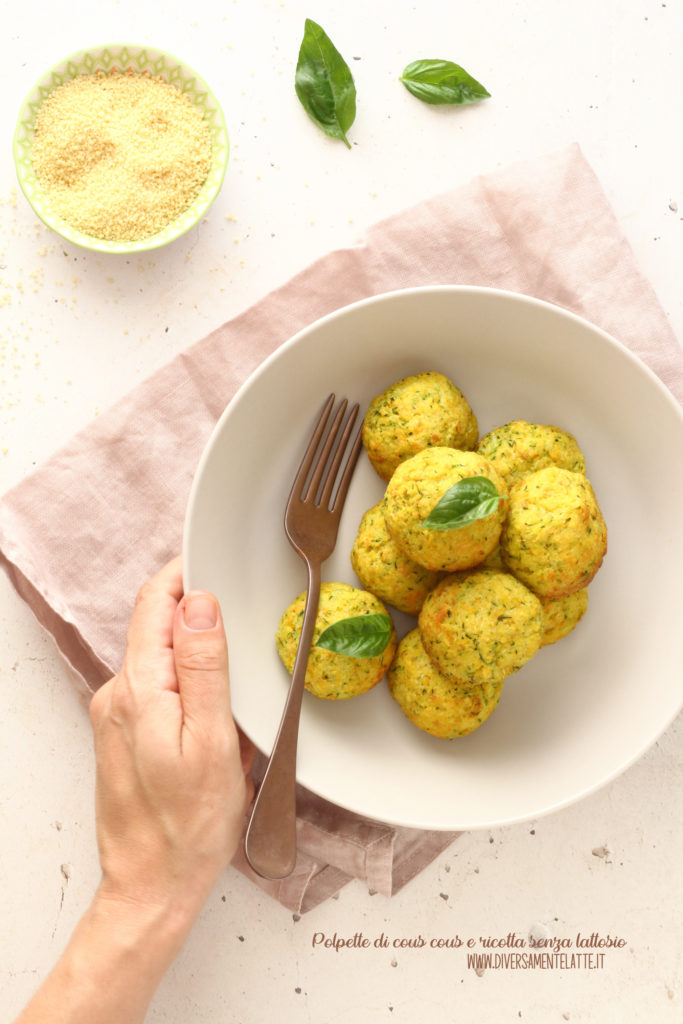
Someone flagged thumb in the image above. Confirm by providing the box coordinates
[173,591,231,728]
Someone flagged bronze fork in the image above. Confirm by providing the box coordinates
[244,394,364,879]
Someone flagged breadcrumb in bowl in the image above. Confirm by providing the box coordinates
[13,44,229,253]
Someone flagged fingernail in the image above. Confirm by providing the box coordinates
[183,593,218,630]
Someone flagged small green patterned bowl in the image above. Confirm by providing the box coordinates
[13,44,229,253]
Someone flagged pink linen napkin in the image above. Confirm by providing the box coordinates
[1,143,681,913]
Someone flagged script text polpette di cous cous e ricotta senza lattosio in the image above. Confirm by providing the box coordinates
[31,70,212,241]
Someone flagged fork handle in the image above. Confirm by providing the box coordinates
[244,558,321,879]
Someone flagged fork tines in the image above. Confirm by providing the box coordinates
[295,394,363,511]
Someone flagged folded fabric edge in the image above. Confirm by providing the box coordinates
[230,839,353,914]
[249,749,462,900]
[0,552,109,694]
[298,865,355,915]
[294,808,395,896]
[293,792,461,898]
[228,823,459,912]
[388,829,462,897]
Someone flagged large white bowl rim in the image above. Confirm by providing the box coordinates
[184,285,683,830]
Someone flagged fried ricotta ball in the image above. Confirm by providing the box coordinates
[480,544,505,571]
[468,549,588,645]
[383,448,508,572]
[418,568,544,686]
[540,587,589,646]
[476,548,589,644]
[362,371,478,481]
[500,467,607,598]
[275,581,397,700]
[351,501,442,615]
[476,420,586,488]
[387,628,504,738]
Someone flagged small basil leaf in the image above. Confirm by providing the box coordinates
[295,19,356,148]
[315,613,392,658]
[400,59,490,106]
[422,476,505,530]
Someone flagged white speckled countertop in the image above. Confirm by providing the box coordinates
[1,2,681,1021]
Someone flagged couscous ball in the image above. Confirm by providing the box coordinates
[476,420,585,488]
[500,467,607,598]
[418,568,544,685]
[387,628,504,738]
[362,371,478,481]
[480,545,505,571]
[351,501,442,615]
[540,588,589,646]
[383,448,508,572]
[276,581,396,700]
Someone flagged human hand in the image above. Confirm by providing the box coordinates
[89,556,254,927]
[15,558,255,1024]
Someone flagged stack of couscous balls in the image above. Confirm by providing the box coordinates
[276,371,607,740]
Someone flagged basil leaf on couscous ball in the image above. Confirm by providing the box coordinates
[422,476,506,531]
[315,613,393,658]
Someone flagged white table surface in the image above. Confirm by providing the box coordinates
[1,1,681,1021]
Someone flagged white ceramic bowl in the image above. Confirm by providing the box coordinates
[183,286,683,830]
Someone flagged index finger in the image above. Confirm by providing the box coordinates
[124,555,184,690]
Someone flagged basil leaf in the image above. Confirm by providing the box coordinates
[400,59,490,106]
[295,19,356,148]
[422,476,505,530]
[316,613,392,658]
